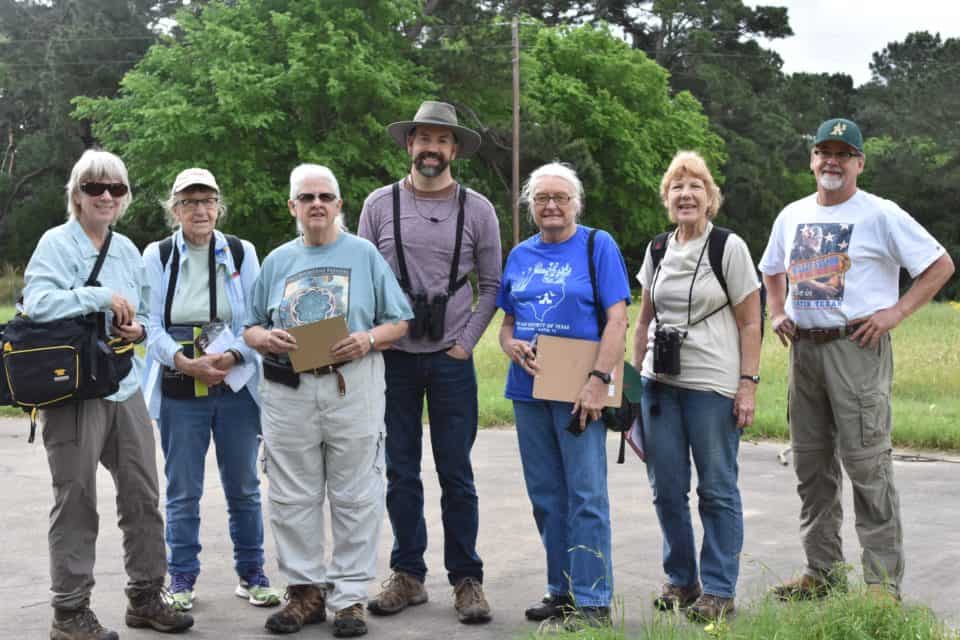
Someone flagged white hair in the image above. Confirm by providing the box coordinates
[520,162,584,222]
[65,149,132,221]
[288,164,346,233]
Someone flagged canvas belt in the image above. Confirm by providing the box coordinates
[794,322,864,344]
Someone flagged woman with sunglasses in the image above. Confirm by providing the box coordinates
[22,149,193,639]
[140,168,280,613]
[244,164,411,637]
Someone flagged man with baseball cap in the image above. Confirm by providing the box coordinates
[759,118,954,600]
[358,101,501,624]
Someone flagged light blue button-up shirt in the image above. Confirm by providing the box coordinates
[22,218,148,402]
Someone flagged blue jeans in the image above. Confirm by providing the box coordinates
[158,385,265,577]
[640,379,743,598]
[512,400,613,607]
[383,350,483,585]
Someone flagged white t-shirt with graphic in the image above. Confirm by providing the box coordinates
[759,190,945,329]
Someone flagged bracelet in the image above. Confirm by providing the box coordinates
[133,326,147,345]
[740,374,760,384]
[227,348,244,364]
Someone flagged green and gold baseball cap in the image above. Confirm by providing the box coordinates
[814,118,863,152]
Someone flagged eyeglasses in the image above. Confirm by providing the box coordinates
[175,197,219,209]
[813,149,861,161]
[80,182,128,197]
[532,193,573,206]
[296,192,338,204]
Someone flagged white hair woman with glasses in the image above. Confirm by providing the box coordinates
[243,164,412,637]
[140,168,281,613]
[496,162,631,627]
[22,149,193,639]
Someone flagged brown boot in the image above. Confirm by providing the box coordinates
[264,584,327,634]
[653,582,702,611]
[453,577,492,624]
[332,603,367,638]
[367,571,428,616]
[51,607,119,640]
[125,586,194,633]
[686,594,735,622]
[772,574,835,601]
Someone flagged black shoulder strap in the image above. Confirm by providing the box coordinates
[587,228,606,336]
[84,229,113,287]
[161,234,219,328]
[225,233,244,271]
[707,225,733,306]
[447,185,468,295]
[650,231,670,272]
[391,182,411,294]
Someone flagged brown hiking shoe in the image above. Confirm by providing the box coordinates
[125,587,194,633]
[687,594,735,622]
[453,577,492,624]
[866,584,902,604]
[51,607,119,640]
[772,574,835,601]
[367,571,428,616]
[653,582,702,611]
[264,584,327,634]
[332,603,367,637]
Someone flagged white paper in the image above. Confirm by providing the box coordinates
[200,326,255,393]
[202,326,236,356]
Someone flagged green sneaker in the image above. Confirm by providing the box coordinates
[168,573,196,612]
[236,569,282,607]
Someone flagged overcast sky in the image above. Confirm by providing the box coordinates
[747,0,960,86]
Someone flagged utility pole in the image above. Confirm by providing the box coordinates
[511,15,520,248]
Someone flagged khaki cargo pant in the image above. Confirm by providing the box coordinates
[788,332,903,590]
[41,393,167,610]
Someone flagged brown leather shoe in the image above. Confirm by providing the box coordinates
[866,584,902,604]
[653,582,702,611]
[51,607,119,640]
[264,584,327,634]
[453,577,492,624]
[772,574,835,601]
[687,594,735,622]
[367,571,428,616]
[125,587,194,633]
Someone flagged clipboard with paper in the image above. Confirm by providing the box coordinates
[286,316,350,373]
[531,335,623,407]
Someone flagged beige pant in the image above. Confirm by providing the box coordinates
[41,393,167,610]
[788,332,903,590]
[260,353,386,611]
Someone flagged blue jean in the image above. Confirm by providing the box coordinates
[512,400,613,607]
[383,350,483,585]
[158,385,265,577]
[640,378,743,598]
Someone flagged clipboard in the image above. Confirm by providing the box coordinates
[531,335,623,407]
[286,316,350,372]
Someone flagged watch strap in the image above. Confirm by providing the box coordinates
[589,369,612,384]
[740,374,760,384]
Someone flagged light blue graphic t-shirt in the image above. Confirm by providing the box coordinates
[497,225,631,401]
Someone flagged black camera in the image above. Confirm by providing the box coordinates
[408,293,448,341]
[653,324,686,375]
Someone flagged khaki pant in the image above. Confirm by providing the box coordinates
[788,333,903,590]
[41,393,167,610]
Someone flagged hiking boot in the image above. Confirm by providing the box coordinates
[866,584,902,604]
[563,606,611,630]
[236,567,282,607]
[264,584,327,634]
[524,593,573,621]
[772,574,837,601]
[125,586,194,633]
[653,582,702,611]
[687,594,735,622]
[168,572,197,611]
[51,607,119,640]
[332,604,367,638]
[453,577,492,624]
[367,571,428,616]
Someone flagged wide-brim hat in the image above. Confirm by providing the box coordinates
[814,118,864,153]
[172,167,219,195]
[387,101,482,158]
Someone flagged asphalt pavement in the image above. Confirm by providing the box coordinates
[2,418,958,639]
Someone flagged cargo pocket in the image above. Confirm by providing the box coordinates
[859,392,889,448]
[41,403,80,447]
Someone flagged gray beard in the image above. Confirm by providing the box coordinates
[818,174,844,191]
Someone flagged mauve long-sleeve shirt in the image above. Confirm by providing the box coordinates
[357,179,502,354]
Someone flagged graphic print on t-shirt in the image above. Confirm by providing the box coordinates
[787,223,853,309]
[511,261,573,324]
[278,267,350,328]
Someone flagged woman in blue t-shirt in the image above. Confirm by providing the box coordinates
[496,162,631,626]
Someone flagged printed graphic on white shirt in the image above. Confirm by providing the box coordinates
[511,261,573,323]
[787,223,854,309]
[278,267,350,328]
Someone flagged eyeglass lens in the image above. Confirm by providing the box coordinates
[297,192,337,203]
[81,182,129,197]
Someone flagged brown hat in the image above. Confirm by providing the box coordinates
[387,101,481,158]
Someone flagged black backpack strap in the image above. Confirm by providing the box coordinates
[84,229,113,286]
[447,185,468,296]
[650,231,670,272]
[162,238,180,329]
[225,234,245,272]
[587,228,605,335]
[207,235,217,323]
[707,226,733,308]
[391,182,412,294]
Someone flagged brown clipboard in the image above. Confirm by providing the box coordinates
[531,335,624,406]
[286,316,350,372]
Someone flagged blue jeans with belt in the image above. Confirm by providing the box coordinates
[512,399,613,607]
[383,350,483,585]
[640,378,743,598]
[158,385,265,578]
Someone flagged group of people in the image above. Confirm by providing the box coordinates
[21,102,953,640]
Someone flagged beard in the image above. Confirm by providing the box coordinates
[818,173,844,191]
[414,152,449,178]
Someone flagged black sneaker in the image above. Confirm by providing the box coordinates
[524,593,573,621]
[51,607,119,640]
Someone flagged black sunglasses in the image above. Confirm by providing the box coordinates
[80,182,129,197]
[296,192,338,204]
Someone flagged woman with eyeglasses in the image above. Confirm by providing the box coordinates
[243,164,411,637]
[140,168,280,613]
[496,162,631,627]
[22,149,193,639]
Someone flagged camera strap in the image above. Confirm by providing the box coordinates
[391,181,469,297]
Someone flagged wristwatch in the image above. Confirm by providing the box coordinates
[740,374,760,384]
[368,331,376,348]
[588,369,612,384]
